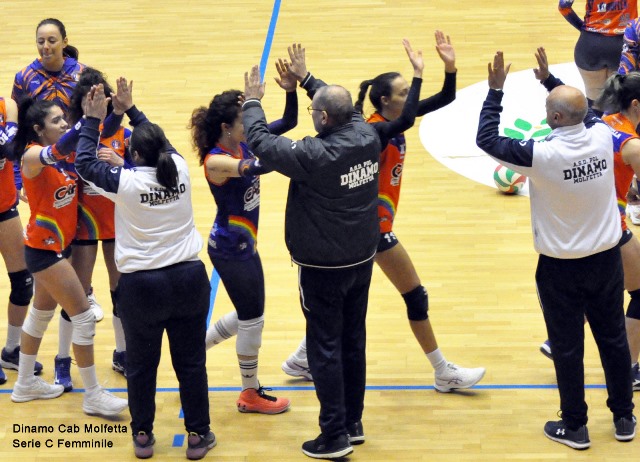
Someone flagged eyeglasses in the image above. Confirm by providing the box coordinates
[307,105,325,115]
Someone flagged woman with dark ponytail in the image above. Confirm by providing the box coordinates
[283,32,486,394]
[12,18,85,111]
[188,60,298,415]
[596,71,640,391]
[9,96,128,419]
[76,79,215,460]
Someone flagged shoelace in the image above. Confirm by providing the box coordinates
[257,386,278,402]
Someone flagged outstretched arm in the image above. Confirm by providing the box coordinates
[267,58,298,135]
[558,0,584,31]
[417,31,457,116]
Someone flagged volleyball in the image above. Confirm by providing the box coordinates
[493,164,526,194]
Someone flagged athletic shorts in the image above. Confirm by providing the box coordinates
[24,246,72,274]
[574,30,624,71]
[377,231,399,253]
[0,202,19,222]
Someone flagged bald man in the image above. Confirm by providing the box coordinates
[476,49,635,449]
[242,58,380,459]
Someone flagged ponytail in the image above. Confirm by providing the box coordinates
[597,72,640,114]
[130,122,179,191]
[156,151,179,192]
[354,80,373,114]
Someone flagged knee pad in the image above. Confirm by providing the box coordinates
[22,306,55,339]
[8,270,33,306]
[236,316,264,357]
[627,289,640,320]
[60,309,71,322]
[70,310,96,346]
[402,285,429,321]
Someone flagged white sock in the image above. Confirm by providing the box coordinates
[291,337,308,362]
[112,316,126,352]
[5,324,22,351]
[58,315,73,358]
[239,358,259,390]
[78,364,100,394]
[205,311,239,349]
[426,348,448,375]
[17,352,37,383]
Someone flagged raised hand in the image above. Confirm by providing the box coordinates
[533,47,550,82]
[487,51,511,91]
[112,77,134,115]
[435,30,456,73]
[402,38,424,78]
[285,43,308,82]
[85,84,110,121]
[274,58,297,92]
[244,65,266,101]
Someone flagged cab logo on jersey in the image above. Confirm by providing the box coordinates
[53,183,77,209]
[391,163,403,186]
[341,160,379,189]
[244,177,260,212]
[111,140,122,150]
[419,63,584,196]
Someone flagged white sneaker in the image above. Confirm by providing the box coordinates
[87,291,104,322]
[434,362,486,393]
[83,388,128,416]
[627,204,640,226]
[11,377,65,402]
[281,357,313,381]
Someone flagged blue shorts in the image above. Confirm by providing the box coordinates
[377,231,399,253]
[0,202,19,222]
[24,246,72,274]
[574,30,623,71]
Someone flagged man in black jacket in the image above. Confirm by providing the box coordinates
[242,45,381,459]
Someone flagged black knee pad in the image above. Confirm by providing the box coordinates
[402,285,429,321]
[61,309,71,322]
[627,289,640,320]
[8,269,33,306]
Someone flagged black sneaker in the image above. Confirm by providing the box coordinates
[1,346,43,375]
[133,431,155,459]
[347,421,365,445]
[543,420,590,449]
[186,431,216,460]
[632,363,640,391]
[301,433,352,459]
[614,415,636,442]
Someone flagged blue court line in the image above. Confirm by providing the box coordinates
[207,269,220,329]
[172,434,185,448]
[0,383,608,394]
[259,0,282,82]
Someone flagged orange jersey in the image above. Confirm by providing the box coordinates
[603,112,637,231]
[560,0,638,36]
[22,143,78,252]
[367,112,406,233]
[0,98,17,212]
[76,127,127,240]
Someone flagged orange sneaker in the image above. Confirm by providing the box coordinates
[236,387,290,414]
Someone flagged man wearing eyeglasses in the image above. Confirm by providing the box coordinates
[241,45,381,460]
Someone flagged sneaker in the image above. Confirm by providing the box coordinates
[186,431,216,460]
[281,358,313,381]
[54,355,73,392]
[1,346,44,375]
[83,388,128,416]
[540,340,553,360]
[632,363,640,392]
[0,366,5,385]
[614,415,636,441]
[543,420,590,449]
[11,376,64,402]
[347,420,365,445]
[88,289,104,322]
[133,431,155,459]
[112,350,127,377]
[627,203,640,225]
[434,363,486,392]
[301,433,352,459]
[237,387,290,414]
